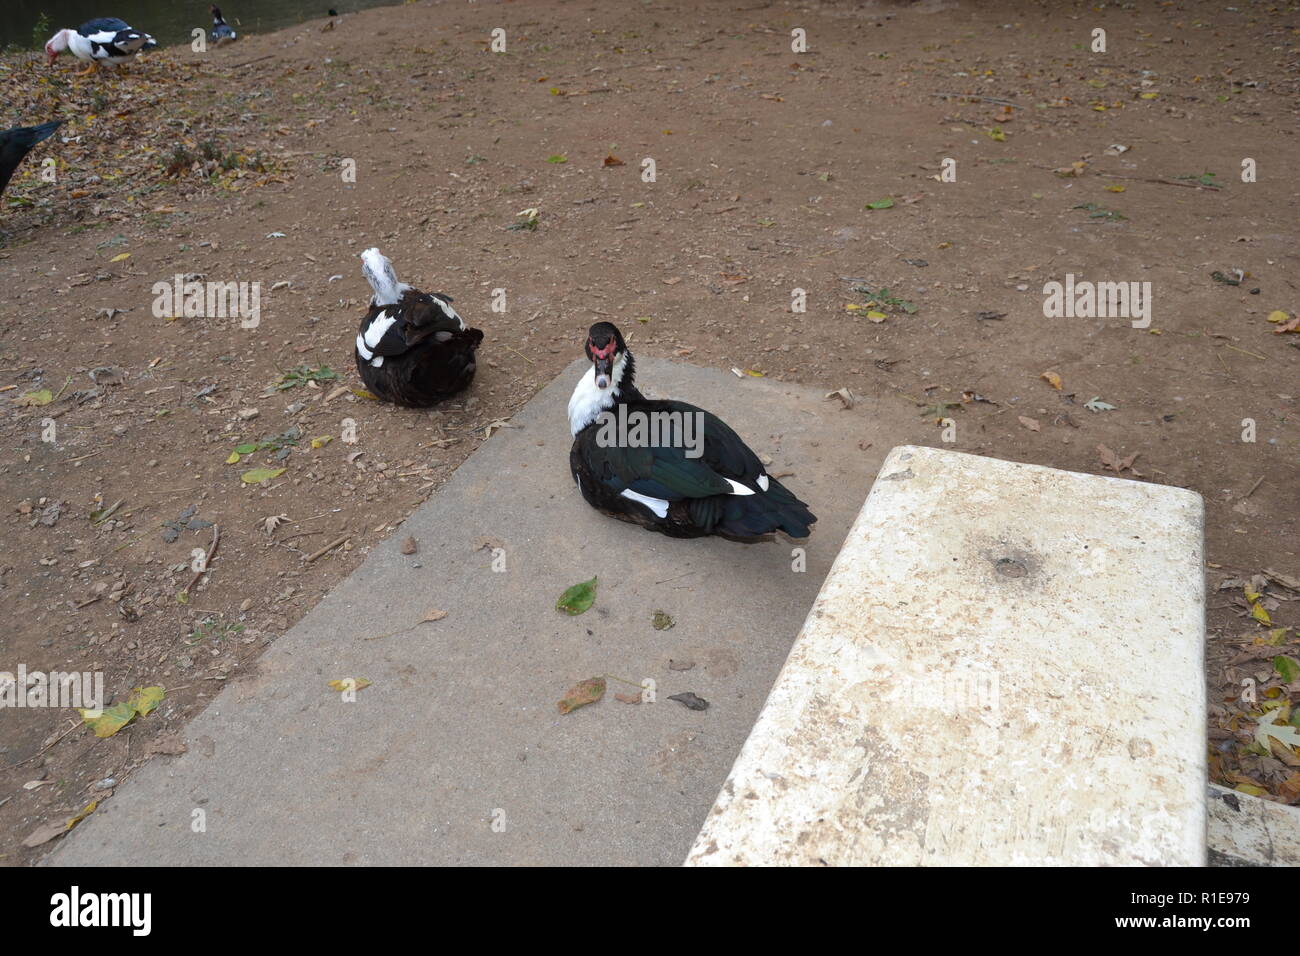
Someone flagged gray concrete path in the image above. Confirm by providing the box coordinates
[50,358,890,866]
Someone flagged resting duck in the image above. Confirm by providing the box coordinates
[354,248,483,407]
[568,322,816,540]
[0,121,62,197]
[45,19,157,75]
[209,6,237,44]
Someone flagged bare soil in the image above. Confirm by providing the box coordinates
[1,0,1297,863]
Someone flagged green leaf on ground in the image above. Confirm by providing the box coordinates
[241,467,286,484]
[556,576,597,615]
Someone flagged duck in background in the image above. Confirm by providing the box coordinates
[0,121,62,197]
[45,19,157,75]
[354,248,483,407]
[567,322,816,540]
[209,6,238,44]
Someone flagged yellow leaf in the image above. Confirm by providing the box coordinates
[866,310,888,323]
[225,451,241,464]
[241,467,286,484]
[310,435,333,449]
[1040,371,1063,390]
[1251,603,1273,625]
[1140,92,1159,100]
[66,800,99,829]
[79,702,136,737]
[126,685,164,716]
[1105,184,1126,192]
[1267,310,1289,324]
[352,388,379,400]
[109,252,131,263]
[328,678,372,692]
[15,389,53,406]
[1234,783,1266,796]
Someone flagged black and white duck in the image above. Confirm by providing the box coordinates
[0,121,62,197]
[354,248,483,407]
[568,322,816,540]
[45,19,157,75]
[209,6,238,44]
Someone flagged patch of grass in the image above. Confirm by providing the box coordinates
[1073,202,1127,221]
[185,616,246,646]
[852,284,918,314]
[274,365,338,390]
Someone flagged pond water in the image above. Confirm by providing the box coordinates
[2,1,399,52]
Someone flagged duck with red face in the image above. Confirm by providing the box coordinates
[567,322,816,540]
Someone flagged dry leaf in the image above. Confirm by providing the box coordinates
[558,676,605,714]
[401,536,418,555]
[824,387,856,409]
[422,608,447,623]
[1040,371,1063,390]
[1018,415,1041,432]
[1097,444,1140,474]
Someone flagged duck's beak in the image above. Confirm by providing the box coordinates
[593,357,612,389]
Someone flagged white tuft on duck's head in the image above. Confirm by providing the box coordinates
[360,247,411,307]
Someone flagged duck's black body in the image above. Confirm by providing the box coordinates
[354,293,482,407]
[353,248,481,408]
[210,6,237,42]
[0,121,62,196]
[568,323,816,540]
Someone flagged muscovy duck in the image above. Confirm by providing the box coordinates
[568,322,816,540]
[0,121,62,197]
[209,6,238,44]
[354,248,483,407]
[45,19,157,75]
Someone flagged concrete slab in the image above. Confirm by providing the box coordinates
[1208,784,1300,866]
[687,445,1207,866]
[49,358,883,866]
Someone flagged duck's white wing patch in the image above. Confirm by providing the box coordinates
[620,488,669,518]
[357,311,398,365]
[724,478,756,496]
[756,473,770,491]
[437,300,467,330]
[363,311,398,350]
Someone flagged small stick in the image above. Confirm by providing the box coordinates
[305,534,349,562]
[6,719,81,769]
[1241,476,1264,500]
[1222,344,1267,361]
[932,92,1020,107]
[503,344,535,366]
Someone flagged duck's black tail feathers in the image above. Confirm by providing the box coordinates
[0,120,62,196]
[689,476,816,539]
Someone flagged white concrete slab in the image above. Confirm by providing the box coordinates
[687,445,1207,866]
[1208,784,1300,866]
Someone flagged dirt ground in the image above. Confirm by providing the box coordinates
[1,0,1297,863]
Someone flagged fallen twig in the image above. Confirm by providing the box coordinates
[305,534,349,562]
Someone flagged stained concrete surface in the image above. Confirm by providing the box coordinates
[49,358,887,866]
[688,445,1207,866]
